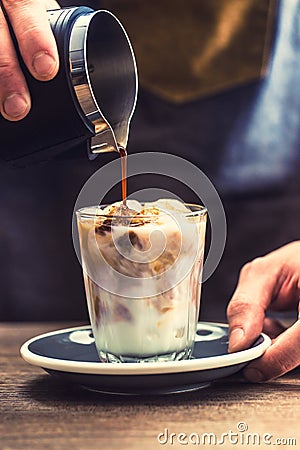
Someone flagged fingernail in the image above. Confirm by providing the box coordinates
[3,93,28,118]
[229,327,245,351]
[244,367,264,383]
[32,51,57,78]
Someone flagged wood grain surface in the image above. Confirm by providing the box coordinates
[0,323,299,450]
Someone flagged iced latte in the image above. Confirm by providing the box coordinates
[77,199,207,363]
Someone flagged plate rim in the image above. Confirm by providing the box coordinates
[20,322,271,376]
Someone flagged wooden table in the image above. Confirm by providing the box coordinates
[0,323,299,450]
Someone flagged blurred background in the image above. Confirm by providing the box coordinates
[1,0,300,322]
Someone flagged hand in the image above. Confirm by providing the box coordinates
[0,0,60,121]
[227,241,300,382]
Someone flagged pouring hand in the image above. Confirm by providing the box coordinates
[0,0,59,121]
[227,241,300,381]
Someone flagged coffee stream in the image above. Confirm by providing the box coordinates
[115,146,139,220]
[119,146,127,206]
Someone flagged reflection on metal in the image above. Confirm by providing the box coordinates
[69,10,138,154]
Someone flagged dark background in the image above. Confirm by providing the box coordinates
[1,0,300,322]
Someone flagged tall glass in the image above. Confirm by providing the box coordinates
[76,202,207,363]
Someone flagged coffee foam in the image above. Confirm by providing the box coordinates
[77,200,205,298]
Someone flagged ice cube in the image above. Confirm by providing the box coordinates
[126,200,142,212]
[147,199,191,214]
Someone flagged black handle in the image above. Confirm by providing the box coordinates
[0,7,95,166]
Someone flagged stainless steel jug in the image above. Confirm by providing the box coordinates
[0,6,138,165]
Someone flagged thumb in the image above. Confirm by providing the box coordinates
[227,259,275,352]
[227,300,266,353]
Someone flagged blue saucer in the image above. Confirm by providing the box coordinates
[20,322,270,395]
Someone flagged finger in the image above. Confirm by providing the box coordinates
[262,317,287,339]
[3,0,59,81]
[227,257,278,353]
[243,319,300,382]
[44,0,60,8]
[0,7,30,120]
